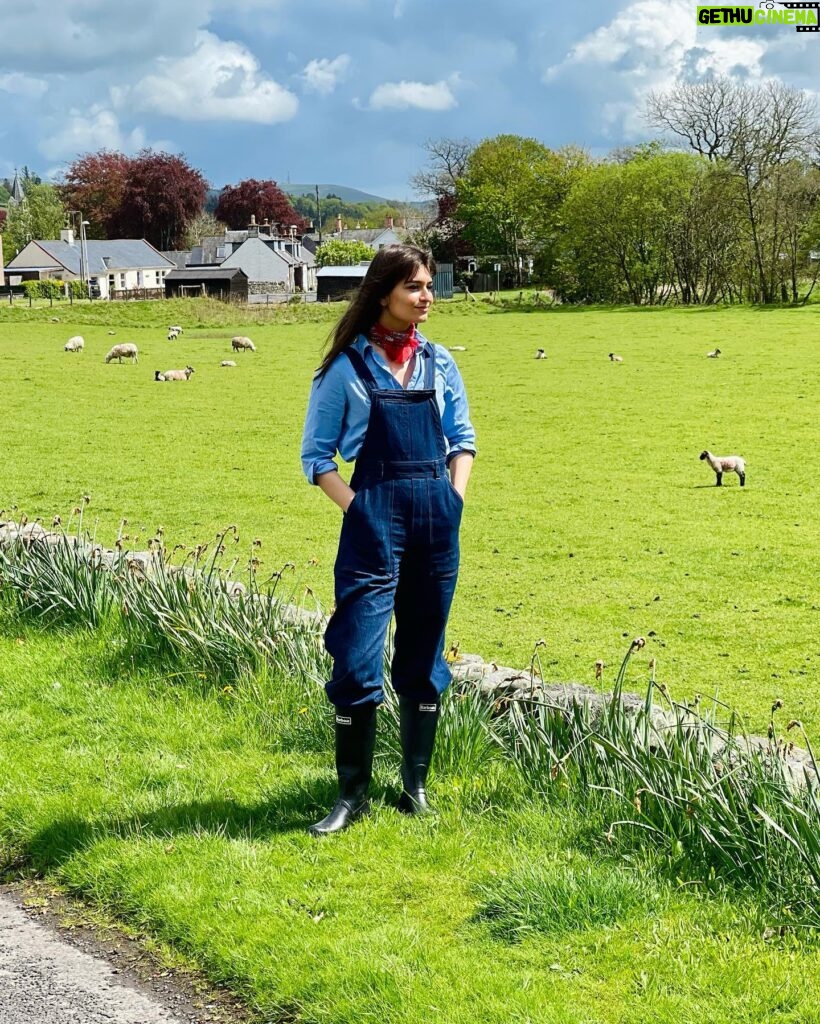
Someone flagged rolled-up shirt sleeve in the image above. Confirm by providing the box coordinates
[439,352,477,462]
[301,365,346,484]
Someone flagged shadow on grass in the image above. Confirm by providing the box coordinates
[8,777,412,878]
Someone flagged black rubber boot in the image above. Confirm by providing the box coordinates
[397,697,440,815]
[309,704,377,837]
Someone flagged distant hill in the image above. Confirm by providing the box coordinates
[205,184,424,213]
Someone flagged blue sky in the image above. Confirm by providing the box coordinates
[1,0,818,200]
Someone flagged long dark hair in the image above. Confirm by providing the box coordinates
[317,244,436,376]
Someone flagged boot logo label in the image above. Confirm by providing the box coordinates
[335,715,352,725]
[419,704,438,712]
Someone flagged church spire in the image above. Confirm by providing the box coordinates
[9,169,25,206]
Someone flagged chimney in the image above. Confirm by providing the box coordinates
[385,216,394,230]
[260,218,271,236]
[60,228,76,246]
[247,213,259,237]
[335,215,343,233]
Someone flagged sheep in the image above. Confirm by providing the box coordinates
[231,336,256,352]
[699,449,746,487]
[64,335,84,353]
[104,343,139,364]
[107,330,116,336]
[155,366,194,381]
[167,326,183,341]
[707,348,721,358]
[609,353,623,362]
[448,345,467,352]
[221,360,237,367]
[535,348,547,359]
[168,325,183,335]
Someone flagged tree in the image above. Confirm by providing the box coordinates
[315,239,374,267]
[183,210,228,249]
[2,182,66,256]
[409,138,474,263]
[216,179,309,232]
[111,151,208,251]
[457,136,588,282]
[59,150,131,239]
[647,78,820,302]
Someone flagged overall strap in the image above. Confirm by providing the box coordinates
[344,347,378,391]
[423,343,436,389]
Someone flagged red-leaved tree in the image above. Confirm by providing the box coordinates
[111,151,208,250]
[216,178,309,233]
[59,150,132,239]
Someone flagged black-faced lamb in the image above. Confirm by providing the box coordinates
[64,336,84,353]
[609,352,623,362]
[699,449,746,487]
[707,348,721,358]
[535,348,546,359]
[167,326,183,341]
[231,336,256,352]
[105,343,139,364]
[155,366,194,381]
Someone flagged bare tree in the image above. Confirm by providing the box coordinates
[647,79,820,302]
[410,138,474,198]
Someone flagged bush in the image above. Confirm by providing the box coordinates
[21,279,65,300]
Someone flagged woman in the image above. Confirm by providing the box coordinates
[301,244,476,836]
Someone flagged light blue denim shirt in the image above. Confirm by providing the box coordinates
[301,332,477,484]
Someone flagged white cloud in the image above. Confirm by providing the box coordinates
[544,0,768,138]
[368,76,459,111]
[0,72,48,98]
[38,105,147,161]
[130,31,298,124]
[301,54,351,95]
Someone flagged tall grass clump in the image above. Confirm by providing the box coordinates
[505,638,820,926]
[0,503,118,628]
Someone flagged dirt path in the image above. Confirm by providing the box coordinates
[0,884,253,1024]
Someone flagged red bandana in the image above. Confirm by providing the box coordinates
[369,322,420,364]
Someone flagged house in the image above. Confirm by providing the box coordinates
[164,267,249,301]
[302,217,405,257]
[181,217,317,297]
[3,229,176,297]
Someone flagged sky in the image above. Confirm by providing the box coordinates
[1,0,818,201]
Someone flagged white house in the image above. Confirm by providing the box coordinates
[3,229,176,297]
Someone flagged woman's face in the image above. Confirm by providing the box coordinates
[378,265,434,330]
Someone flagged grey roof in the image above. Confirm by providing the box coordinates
[316,265,371,278]
[165,268,248,281]
[9,171,24,205]
[160,250,191,269]
[33,239,177,275]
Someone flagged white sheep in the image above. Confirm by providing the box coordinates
[699,449,746,487]
[167,326,183,341]
[231,336,256,352]
[535,348,547,359]
[168,325,183,335]
[107,330,116,336]
[609,352,623,362]
[64,336,84,353]
[105,343,139,364]
[707,348,721,358]
[448,345,467,352]
[221,360,237,367]
[155,366,194,381]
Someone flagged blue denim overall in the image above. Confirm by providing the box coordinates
[324,344,464,708]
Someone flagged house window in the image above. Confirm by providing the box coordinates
[119,273,126,289]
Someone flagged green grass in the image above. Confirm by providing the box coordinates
[1,298,818,739]
[3,622,820,1024]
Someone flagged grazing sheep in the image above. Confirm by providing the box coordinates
[699,449,746,487]
[535,348,547,359]
[707,348,721,358]
[155,366,194,381]
[448,345,467,352]
[104,343,139,364]
[221,360,237,367]
[609,352,624,362]
[231,335,256,352]
[167,326,183,341]
[64,336,84,353]
[168,325,183,335]
[107,330,116,336]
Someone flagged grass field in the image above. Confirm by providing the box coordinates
[1,297,818,736]
[3,295,820,1023]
